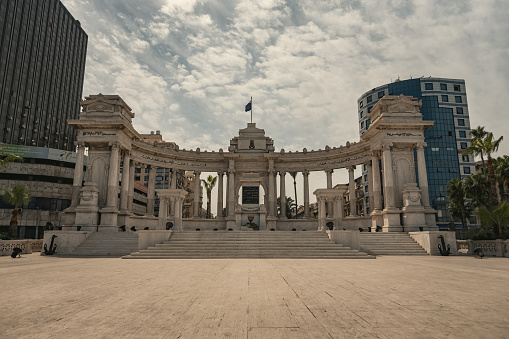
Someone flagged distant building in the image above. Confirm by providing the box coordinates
[357,77,474,228]
[0,0,87,238]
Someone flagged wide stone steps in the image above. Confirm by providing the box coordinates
[70,232,139,256]
[359,233,427,255]
[123,231,375,259]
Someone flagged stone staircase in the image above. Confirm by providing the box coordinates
[70,232,139,256]
[123,231,375,259]
[359,233,428,256]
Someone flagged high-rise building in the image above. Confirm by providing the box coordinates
[0,0,87,238]
[357,77,475,227]
[0,0,87,150]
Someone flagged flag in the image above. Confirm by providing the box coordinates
[245,99,252,112]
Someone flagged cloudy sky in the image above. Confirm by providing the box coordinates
[61,0,509,209]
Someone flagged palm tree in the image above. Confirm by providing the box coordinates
[470,126,488,172]
[446,178,472,238]
[476,203,509,239]
[3,184,31,238]
[277,196,296,219]
[289,172,298,218]
[0,154,23,169]
[463,132,503,205]
[201,175,217,218]
[495,156,509,202]
[463,174,490,208]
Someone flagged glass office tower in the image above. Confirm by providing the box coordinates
[357,77,475,227]
[0,0,87,151]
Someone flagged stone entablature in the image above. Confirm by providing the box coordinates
[64,93,438,233]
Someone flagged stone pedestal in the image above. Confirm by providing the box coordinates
[99,206,119,232]
[370,210,384,229]
[401,183,426,232]
[382,208,402,232]
[74,182,100,232]
[424,207,439,231]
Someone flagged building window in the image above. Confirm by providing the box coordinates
[462,155,469,162]
[360,121,364,129]
[442,95,449,102]
[440,83,447,91]
[367,106,372,113]
[367,95,372,103]
[457,107,464,114]
[156,176,163,181]
[458,119,465,126]
[460,142,467,149]
[454,85,461,92]
[360,111,364,118]
[425,83,433,90]
[378,91,384,98]
[366,119,370,129]
[359,101,363,108]
[431,147,439,151]
[455,96,462,103]
[463,167,471,174]
[459,130,466,138]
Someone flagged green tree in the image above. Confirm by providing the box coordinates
[201,175,217,219]
[277,196,296,219]
[470,126,488,172]
[495,156,509,202]
[475,203,509,239]
[463,174,490,208]
[289,172,298,218]
[463,132,503,205]
[446,178,472,238]
[3,184,31,238]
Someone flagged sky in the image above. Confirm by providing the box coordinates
[61,0,509,212]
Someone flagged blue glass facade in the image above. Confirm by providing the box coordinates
[358,78,474,227]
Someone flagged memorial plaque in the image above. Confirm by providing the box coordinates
[242,186,259,204]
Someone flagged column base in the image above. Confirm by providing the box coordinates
[370,209,383,229]
[99,207,119,232]
[382,208,402,232]
[266,216,277,231]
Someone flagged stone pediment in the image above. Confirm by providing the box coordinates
[229,123,275,153]
[80,94,135,122]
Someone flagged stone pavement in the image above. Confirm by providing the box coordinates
[1,254,508,338]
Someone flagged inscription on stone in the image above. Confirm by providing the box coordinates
[242,186,259,204]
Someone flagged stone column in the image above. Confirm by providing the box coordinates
[382,144,395,209]
[268,161,276,217]
[325,169,333,216]
[227,160,235,217]
[146,166,156,215]
[372,153,382,211]
[193,170,201,218]
[127,161,135,212]
[367,161,374,214]
[70,142,85,207]
[416,143,430,207]
[303,170,310,218]
[170,168,177,189]
[280,171,286,218]
[119,151,131,211]
[176,195,184,231]
[318,196,326,231]
[348,166,357,216]
[217,171,224,219]
[106,143,120,208]
[157,196,168,230]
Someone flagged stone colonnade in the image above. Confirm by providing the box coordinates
[66,94,437,233]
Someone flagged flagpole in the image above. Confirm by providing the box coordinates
[250,96,253,123]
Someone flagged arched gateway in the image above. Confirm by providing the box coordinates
[62,94,437,234]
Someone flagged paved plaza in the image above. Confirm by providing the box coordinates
[1,254,508,338]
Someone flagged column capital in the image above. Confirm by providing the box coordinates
[346,165,356,171]
[325,169,333,175]
[217,170,224,176]
[228,168,235,174]
[108,142,118,149]
[302,170,310,176]
[382,141,393,150]
[194,170,201,175]
[279,170,286,176]
[417,142,427,149]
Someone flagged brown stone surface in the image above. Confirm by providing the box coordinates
[1,254,508,338]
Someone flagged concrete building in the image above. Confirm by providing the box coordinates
[357,77,475,228]
[0,0,87,237]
